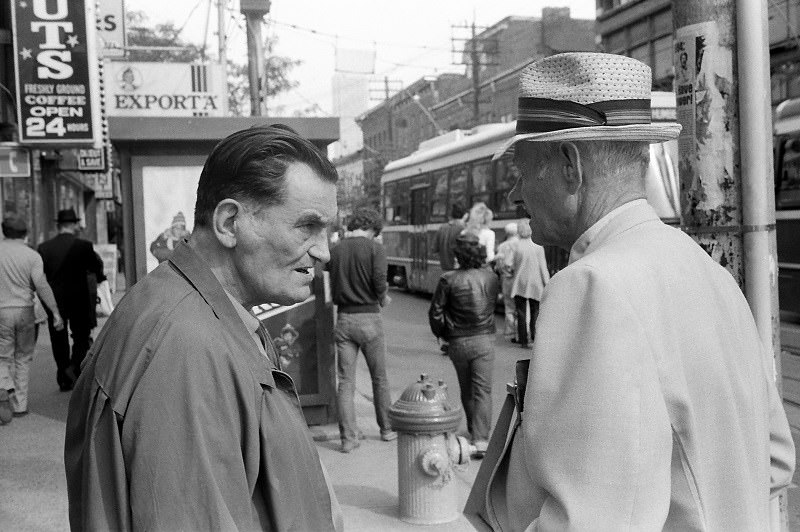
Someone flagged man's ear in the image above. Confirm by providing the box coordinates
[212,199,241,249]
[559,141,583,194]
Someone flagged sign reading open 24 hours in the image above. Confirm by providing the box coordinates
[11,0,100,145]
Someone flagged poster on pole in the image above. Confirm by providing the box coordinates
[673,21,735,213]
[11,0,101,145]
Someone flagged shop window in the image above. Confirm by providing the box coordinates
[653,10,673,37]
[630,43,651,68]
[653,36,674,80]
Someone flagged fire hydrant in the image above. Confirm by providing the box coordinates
[388,374,473,525]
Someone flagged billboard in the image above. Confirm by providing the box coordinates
[106,61,228,117]
[11,0,101,145]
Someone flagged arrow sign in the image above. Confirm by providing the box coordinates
[0,146,31,177]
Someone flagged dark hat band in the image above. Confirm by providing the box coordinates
[516,97,651,134]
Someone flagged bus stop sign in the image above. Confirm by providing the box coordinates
[0,146,31,177]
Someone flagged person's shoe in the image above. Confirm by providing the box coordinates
[12,410,28,418]
[510,338,519,344]
[380,430,398,442]
[340,439,361,453]
[0,390,12,425]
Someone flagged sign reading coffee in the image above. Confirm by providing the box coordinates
[11,0,100,145]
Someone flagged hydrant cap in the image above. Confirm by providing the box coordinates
[388,375,462,434]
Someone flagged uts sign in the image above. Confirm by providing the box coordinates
[11,0,100,145]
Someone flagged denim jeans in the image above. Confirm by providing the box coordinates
[448,333,495,442]
[0,307,36,413]
[335,312,393,443]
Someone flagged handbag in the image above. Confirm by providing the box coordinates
[464,358,530,531]
[96,280,115,317]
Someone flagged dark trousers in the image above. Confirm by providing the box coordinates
[47,310,91,386]
[514,296,540,348]
[448,334,495,442]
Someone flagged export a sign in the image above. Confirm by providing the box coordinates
[11,0,101,145]
[106,61,228,117]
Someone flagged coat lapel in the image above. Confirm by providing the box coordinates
[169,242,275,388]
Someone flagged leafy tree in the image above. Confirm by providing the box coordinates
[124,11,301,116]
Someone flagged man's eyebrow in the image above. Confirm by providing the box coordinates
[295,212,329,226]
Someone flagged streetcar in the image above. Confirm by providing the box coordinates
[380,92,681,294]
[774,97,800,359]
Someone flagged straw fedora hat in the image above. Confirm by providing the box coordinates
[492,52,682,161]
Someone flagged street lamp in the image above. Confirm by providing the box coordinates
[407,92,445,136]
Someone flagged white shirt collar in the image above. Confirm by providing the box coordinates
[568,199,648,264]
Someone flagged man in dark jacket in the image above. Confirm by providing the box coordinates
[429,233,498,456]
[38,208,104,390]
[327,207,396,453]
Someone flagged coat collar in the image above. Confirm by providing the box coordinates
[169,242,276,388]
[569,199,658,264]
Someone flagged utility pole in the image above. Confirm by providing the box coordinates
[240,0,270,116]
[217,0,227,67]
[673,0,786,528]
[451,21,498,128]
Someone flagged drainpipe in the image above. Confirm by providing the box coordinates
[736,0,786,528]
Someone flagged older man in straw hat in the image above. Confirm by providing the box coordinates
[471,52,795,530]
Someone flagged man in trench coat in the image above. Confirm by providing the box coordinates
[65,125,343,531]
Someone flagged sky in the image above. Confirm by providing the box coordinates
[124,0,596,116]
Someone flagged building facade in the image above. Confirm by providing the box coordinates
[596,0,800,103]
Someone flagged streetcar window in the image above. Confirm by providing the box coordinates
[450,165,468,212]
[777,137,800,209]
[383,182,396,223]
[494,156,521,217]
[471,161,492,195]
[430,170,449,222]
[394,179,410,224]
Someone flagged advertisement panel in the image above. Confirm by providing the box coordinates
[11,0,101,145]
[106,61,228,117]
[96,0,125,57]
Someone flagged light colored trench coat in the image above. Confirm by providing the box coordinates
[486,201,795,531]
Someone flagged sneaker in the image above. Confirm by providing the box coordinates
[340,439,361,453]
[0,390,12,425]
[380,431,398,442]
[12,411,28,418]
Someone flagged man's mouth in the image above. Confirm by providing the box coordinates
[294,267,312,274]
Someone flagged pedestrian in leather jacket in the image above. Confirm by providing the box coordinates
[428,232,498,456]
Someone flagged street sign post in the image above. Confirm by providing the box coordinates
[0,145,32,177]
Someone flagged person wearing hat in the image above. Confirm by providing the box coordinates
[475,53,794,530]
[428,232,498,457]
[150,211,192,264]
[37,208,105,391]
[0,215,64,422]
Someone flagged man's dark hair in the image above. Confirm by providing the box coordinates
[450,203,466,220]
[453,232,486,269]
[194,124,338,228]
[347,207,383,234]
[2,215,27,239]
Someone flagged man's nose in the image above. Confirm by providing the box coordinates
[310,231,331,264]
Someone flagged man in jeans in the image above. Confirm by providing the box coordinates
[0,215,63,422]
[328,207,395,453]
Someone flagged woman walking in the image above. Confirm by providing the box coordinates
[428,233,498,457]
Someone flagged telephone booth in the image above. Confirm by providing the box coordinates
[111,116,340,425]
